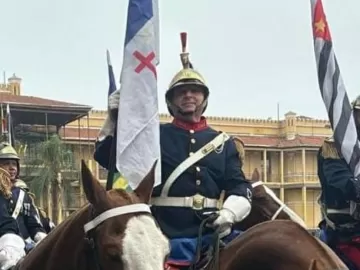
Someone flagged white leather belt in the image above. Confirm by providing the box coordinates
[327,208,350,214]
[151,194,219,210]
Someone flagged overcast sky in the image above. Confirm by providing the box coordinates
[1,0,360,120]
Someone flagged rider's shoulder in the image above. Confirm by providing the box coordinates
[320,136,340,159]
[160,123,170,129]
[14,179,29,191]
[160,123,172,134]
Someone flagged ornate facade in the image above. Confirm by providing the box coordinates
[0,75,332,229]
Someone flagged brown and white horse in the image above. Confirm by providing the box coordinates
[13,160,169,270]
[10,162,345,270]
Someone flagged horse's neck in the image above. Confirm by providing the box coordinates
[20,206,91,270]
[221,221,344,270]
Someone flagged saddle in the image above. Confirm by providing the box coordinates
[165,214,223,270]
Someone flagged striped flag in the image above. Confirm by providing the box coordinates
[106,50,117,96]
[310,0,360,176]
[115,0,161,189]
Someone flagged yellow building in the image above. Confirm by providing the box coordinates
[1,75,333,229]
[63,110,332,229]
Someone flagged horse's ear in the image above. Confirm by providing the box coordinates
[251,168,260,181]
[134,160,157,203]
[81,160,107,206]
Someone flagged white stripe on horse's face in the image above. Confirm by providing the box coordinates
[122,215,169,270]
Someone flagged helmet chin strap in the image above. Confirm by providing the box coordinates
[171,100,207,119]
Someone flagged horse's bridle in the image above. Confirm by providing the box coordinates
[251,181,286,220]
[83,203,152,270]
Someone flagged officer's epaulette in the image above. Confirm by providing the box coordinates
[38,207,48,218]
[321,136,340,159]
[14,179,29,192]
[232,136,245,164]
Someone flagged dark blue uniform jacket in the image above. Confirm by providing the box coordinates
[0,186,45,239]
[318,139,360,230]
[94,118,252,238]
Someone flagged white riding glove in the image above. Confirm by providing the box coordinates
[98,89,120,141]
[108,88,120,111]
[49,221,55,230]
[209,195,251,239]
[34,232,47,246]
[0,234,25,270]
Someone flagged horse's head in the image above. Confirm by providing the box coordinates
[81,160,170,270]
[235,168,307,230]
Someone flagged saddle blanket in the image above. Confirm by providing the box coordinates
[336,237,360,270]
[165,230,242,269]
[319,229,360,270]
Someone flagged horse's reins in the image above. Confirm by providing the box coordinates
[190,213,222,270]
[252,181,286,220]
[83,203,152,270]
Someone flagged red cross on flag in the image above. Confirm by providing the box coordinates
[115,0,161,189]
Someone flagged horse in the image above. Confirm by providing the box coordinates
[12,160,170,270]
[218,220,348,270]
[11,162,345,270]
[215,169,346,270]
[235,168,307,231]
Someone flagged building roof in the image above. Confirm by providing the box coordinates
[0,94,92,126]
[60,126,326,148]
[0,93,89,109]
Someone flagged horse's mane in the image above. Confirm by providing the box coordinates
[18,204,91,269]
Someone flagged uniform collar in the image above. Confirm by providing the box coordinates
[172,117,208,131]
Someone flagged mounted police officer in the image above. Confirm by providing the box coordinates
[317,95,360,270]
[14,181,55,234]
[94,33,253,266]
[0,142,47,270]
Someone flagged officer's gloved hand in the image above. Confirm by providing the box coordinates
[98,89,120,141]
[34,232,47,245]
[0,234,25,270]
[207,195,252,239]
[49,221,55,231]
[108,89,120,111]
[206,209,234,239]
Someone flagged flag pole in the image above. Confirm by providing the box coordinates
[106,115,118,191]
[105,49,119,191]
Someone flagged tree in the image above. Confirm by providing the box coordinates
[23,134,78,224]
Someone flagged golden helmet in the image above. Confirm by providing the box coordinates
[352,95,360,110]
[0,143,20,161]
[0,142,20,177]
[165,32,209,115]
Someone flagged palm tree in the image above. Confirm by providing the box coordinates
[23,134,78,224]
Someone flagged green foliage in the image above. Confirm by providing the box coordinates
[23,134,78,200]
